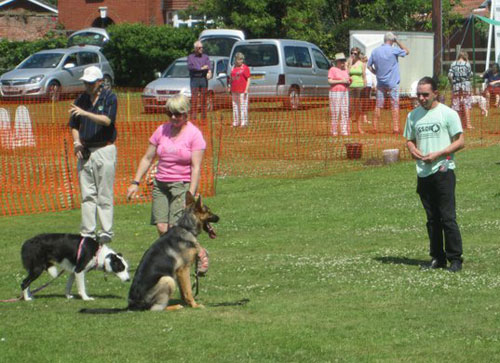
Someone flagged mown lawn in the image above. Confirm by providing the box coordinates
[0,144,499,362]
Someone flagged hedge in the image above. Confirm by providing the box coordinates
[103,24,199,87]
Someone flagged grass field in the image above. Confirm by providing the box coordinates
[1,139,500,361]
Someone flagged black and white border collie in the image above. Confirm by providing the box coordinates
[21,233,130,301]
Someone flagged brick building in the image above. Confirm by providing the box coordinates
[0,0,58,41]
[58,0,193,32]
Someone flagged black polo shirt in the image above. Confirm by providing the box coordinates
[69,88,118,145]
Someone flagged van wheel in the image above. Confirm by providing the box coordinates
[285,87,300,110]
[206,91,215,111]
[47,81,61,101]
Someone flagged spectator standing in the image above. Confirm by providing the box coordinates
[127,94,209,273]
[328,52,351,136]
[483,63,500,107]
[69,66,118,244]
[347,47,366,133]
[448,51,473,129]
[404,76,465,272]
[368,32,409,134]
[228,52,251,127]
[187,41,212,121]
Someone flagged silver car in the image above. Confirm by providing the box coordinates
[0,45,114,100]
[142,56,229,113]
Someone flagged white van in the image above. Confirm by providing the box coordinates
[228,39,331,109]
[199,29,245,57]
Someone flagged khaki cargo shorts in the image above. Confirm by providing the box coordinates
[151,179,189,226]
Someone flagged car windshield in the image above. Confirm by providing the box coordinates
[162,60,215,78]
[68,32,107,47]
[231,44,279,67]
[18,53,64,69]
[202,37,239,57]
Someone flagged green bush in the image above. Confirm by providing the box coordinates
[103,23,199,87]
[0,36,66,74]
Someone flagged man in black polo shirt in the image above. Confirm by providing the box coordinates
[69,66,117,244]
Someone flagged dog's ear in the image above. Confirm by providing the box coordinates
[185,191,195,208]
[195,194,203,210]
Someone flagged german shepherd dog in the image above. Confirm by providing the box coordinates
[80,192,219,313]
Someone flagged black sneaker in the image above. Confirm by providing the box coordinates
[448,260,462,272]
[422,258,447,270]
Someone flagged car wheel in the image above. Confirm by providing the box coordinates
[206,91,215,112]
[47,81,61,102]
[285,87,300,110]
[103,75,113,90]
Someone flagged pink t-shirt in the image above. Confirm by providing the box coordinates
[328,67,350,92]
[149,121,206,182]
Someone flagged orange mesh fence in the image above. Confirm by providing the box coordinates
[0,93,214,217]
[1,89,498,217]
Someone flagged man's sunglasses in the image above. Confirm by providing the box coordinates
[416,92,430,97]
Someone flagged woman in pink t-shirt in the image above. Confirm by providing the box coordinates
[228,52,251,127]
[127,94,206,236]
[328,52,352,136]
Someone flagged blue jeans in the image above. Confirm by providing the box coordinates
[417,169,463,262]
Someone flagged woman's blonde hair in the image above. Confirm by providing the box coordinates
[235,52,245,60]
[166,94,190,115]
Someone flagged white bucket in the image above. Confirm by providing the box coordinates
[382,149,400,164]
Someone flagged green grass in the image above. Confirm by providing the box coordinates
[1,145,500,362]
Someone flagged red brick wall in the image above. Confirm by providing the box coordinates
[59,0,165,31]
[0,12,58,41]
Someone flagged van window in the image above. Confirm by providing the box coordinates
[312,49,330,70]
[216,59,228,75]
[202,38,239,57]
[284,46,312,68]
[231,44,279,67]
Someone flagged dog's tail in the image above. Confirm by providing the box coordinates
[79,307,129,314]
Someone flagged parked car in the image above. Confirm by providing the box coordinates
[228,39,331,109]
[142,56,229,113]
[0,45,114,100]
[67,27,110,48]
[199,29,245,57]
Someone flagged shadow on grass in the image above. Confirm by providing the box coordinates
[374,256,428,267]
[207,298,250,307]
[34,293,123,300]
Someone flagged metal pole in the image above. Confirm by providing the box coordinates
[486,0,495,70]
[472,15,476,90]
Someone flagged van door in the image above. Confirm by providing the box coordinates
[311,48,331,96]
[283,46,316,97]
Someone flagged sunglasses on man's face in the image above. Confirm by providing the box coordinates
[351,52,358,55]
[416,92,430,97]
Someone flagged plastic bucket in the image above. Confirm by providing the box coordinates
[382,149,400,164]
[345,143,363,160]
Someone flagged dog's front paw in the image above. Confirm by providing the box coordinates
[192,303,205,309]
[23,296,33,301]
[65,294,74,299]
[81,296,94,301]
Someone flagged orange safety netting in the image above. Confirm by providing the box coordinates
[1,90,499,217]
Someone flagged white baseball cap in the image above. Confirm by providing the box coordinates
[80,66,103,83]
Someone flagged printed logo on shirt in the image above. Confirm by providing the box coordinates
[417,123,441,139]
